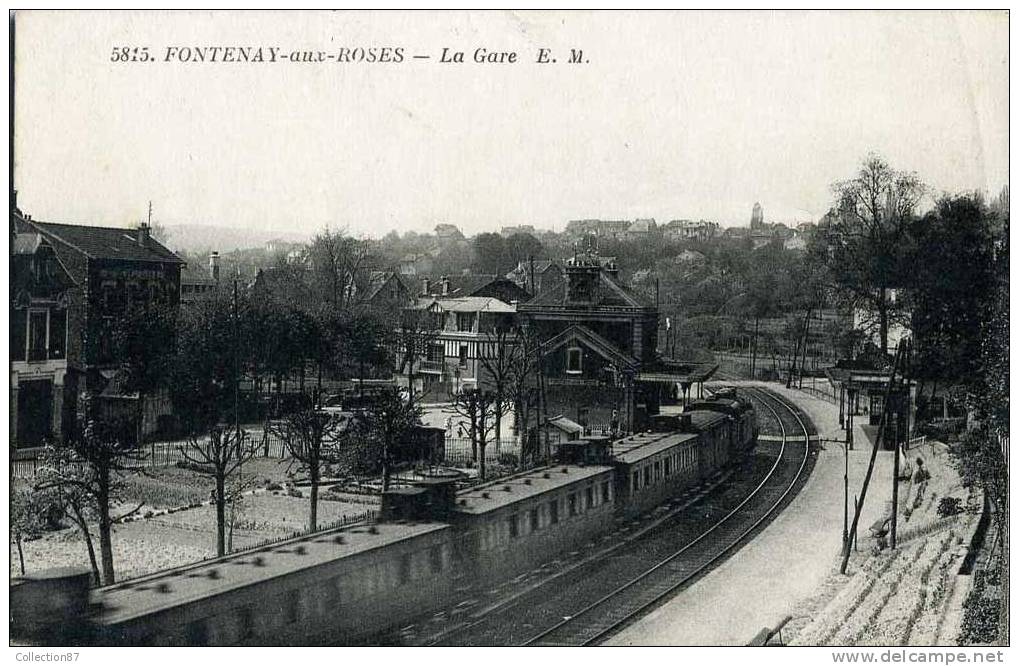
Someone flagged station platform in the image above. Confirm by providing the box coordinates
[605,382,897,646]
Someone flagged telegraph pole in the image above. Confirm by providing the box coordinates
[840,344,905,574]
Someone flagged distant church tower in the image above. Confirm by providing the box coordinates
[750,202,764,229]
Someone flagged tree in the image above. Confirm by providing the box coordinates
[505,325,541,464]
[36,396,144,584]
[397,306,440,408]
[908,194,996,415]
[269,409,346,531]
[449,388,502,480]
[172,292,236,429]
[110,300,178,443]
[308,228,370,311]
[178,426,257,556]
[354,388,423,491]
[814,154,923,355]
[11,485,54,576]
[476,319,518,447]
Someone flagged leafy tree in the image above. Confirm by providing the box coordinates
[353,388,423,491]
[908,194,996,414]
[109,300,178,442]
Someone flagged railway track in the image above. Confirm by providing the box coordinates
[416,386,815,646]
[516,387,815,646]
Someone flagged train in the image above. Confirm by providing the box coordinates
[11,388,757,647]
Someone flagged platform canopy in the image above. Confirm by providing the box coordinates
[636,359,718,385]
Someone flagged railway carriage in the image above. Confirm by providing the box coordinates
[90,521,455,646]
[449,463,617,581]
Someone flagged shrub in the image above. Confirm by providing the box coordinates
[266,482,283,492]
[287,487,304,499]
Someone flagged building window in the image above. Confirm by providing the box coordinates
[49,309,66,359]
[529,507,540,532]
[566,347,583,374]
[632,471,639,492]
[28,311,48,361]
[11,309,26,361]
[602,482,611,504]
[508,514,519,538]
[664,458,671,477]
[549,499,559,524]
[456,312,474,332]
[426,343,444,363]
[568,493,578,516]
[458,344,469,367]
[643,467,651,486]
[585,486,594,509]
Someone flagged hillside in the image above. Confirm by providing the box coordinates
[161,224,309,254]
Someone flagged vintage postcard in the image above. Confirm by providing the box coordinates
[8,9,1010,656]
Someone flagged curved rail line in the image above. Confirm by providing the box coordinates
[520,387,812,646]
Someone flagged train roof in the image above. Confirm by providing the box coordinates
[94,519,449,626]
[611,431,699,465]
[688,410,731,430]
[454,464,614,515]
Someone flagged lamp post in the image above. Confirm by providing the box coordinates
[822,437,850,549]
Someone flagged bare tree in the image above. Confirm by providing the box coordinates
[449,388,502,480]
[269,409,346,531]
[178,426,257,556]
[820,154,924,354]
[397,306,440,409]
[476,320,518,449]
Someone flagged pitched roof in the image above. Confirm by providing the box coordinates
[428,296,516,314]
[520,270,653,310]
[539,324,639,369]
[30,221,184,264]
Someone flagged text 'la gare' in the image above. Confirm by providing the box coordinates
[439,47,587,64]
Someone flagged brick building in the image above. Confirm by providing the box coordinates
[13,204,184,440]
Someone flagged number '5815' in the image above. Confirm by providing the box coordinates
[110,47,152,62]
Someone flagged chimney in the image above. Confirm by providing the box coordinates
[421,277,431,296]
[137,222,150,248]
[440,276,450,296]
[604,260,620,280]
[209,251,221,282]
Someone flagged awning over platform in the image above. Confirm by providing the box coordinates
[637,361,718,384]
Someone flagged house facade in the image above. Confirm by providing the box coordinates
[14,207,185,439]
[10,219,78,447]
[398,295,517,398]
[516,254,660,433]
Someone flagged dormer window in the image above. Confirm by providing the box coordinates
[566,347,583,374]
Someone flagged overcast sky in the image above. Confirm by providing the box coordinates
[13,10,1009,237]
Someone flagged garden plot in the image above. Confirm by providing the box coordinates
[788,441,981,646]
[11,464,376,582]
